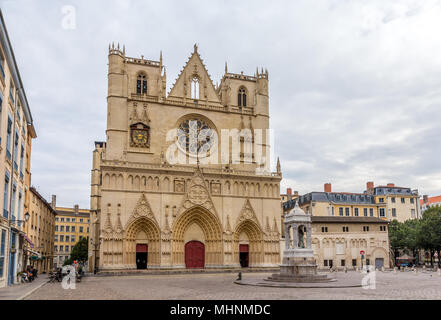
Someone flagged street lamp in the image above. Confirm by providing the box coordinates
[10,212,30,225]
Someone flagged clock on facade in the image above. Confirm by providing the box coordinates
[130,123,150,148]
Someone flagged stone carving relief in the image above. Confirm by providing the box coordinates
[236,199,260,228]
[210,182,221,195]
[124,193,158,229]
[174,179,185,193]
[176,167,217,217]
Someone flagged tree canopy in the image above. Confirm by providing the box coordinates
[388,206,441,265]
[63,237,89,266]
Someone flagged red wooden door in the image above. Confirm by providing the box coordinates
[239,244,249,268]
[136,244,148,269]
[136,244,148,253]
[185,241,205,268]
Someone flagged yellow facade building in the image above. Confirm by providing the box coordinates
[366,182,420,222]
[53,200,90,268]
[25,187,56,273]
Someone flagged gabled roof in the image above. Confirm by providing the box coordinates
[168,44,220,103]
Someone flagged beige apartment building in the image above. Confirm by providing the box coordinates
[24,187,56,273]
[311,216,390,269]
[89,44,282,271]
[0,9,36,287]
[282,183,392,269]
[53,200,90,268]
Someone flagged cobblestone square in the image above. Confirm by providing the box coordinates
[24,270,441,300]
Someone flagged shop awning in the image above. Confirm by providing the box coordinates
[24,234,34,248]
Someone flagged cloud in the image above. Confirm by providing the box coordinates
[2,0,441,207]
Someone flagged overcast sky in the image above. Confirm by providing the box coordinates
[1,0,441,208]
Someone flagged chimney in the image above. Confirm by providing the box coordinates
[423,195,429,204]
[51,195,57,209]
[286,188,292,201]
[367,181,374,190]
[324,183,332,193]
[387,183,395,188]
[74,204,79,215]
[294,191,299,196]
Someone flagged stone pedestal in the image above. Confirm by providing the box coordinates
[266,202,333,283]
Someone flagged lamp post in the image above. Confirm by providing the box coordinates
[9,212,30,226]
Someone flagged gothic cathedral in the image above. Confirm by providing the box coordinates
[89,44,282,271]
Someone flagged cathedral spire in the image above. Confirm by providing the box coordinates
[276,157,281,175]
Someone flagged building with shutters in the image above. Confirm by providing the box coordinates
[25,187,56,273]
[0,9,36,288]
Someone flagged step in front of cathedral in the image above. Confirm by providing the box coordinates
[95,267,280,277]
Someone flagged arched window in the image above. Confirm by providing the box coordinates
[238,87,247,107]
[136,74,147,95]
[191,77,199,99]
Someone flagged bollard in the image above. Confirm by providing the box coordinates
[393,267,397,274]
[344,266,347,273]
[381,266,385,272]
[414,268,418,275]
[438,268,441,277]
[401,267,404,272]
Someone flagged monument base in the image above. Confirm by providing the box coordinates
[266,256,334,283]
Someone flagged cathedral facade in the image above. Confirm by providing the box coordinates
[88,44,282,271]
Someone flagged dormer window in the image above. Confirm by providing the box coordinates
[136,74,147,95]
[238,87,247,107]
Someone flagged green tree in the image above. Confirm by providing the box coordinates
[417,207,441,266]
[389,219,406,265]
[63,237,89,266]
[403,219,420,264]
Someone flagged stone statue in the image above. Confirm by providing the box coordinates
[298,227,305,248]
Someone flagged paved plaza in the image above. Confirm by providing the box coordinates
[21,270,441,300]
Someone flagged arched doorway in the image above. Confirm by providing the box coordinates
[124,217,161,268]
[172,205,223,267]
[234,220,264,267]
[185,241,205,268]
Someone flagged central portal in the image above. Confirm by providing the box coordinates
[136,244,148,269]
[185,241,205,268]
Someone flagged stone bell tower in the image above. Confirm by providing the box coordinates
[268,202,332,282]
